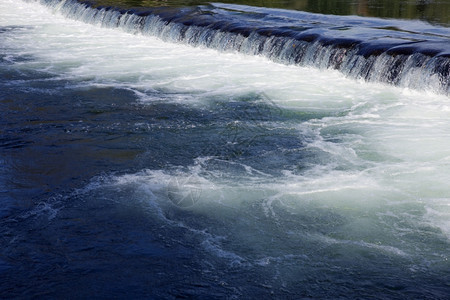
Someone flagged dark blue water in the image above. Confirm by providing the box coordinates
[1,0,449,298]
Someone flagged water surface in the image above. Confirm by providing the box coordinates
[91,0,450,26]
[0,0,449,298]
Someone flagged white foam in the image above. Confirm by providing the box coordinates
[424,199,450,239]
[315,234,409,257]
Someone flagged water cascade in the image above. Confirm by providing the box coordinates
[30,0,449,94]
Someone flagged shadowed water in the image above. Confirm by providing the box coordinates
[90,0,450,27]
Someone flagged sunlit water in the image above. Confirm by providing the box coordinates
[1,0,449,298]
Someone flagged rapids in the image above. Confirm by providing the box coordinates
[0,0,449,298]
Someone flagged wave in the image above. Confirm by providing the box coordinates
[29,0,449,94]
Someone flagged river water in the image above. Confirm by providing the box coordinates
[1,0,449,298]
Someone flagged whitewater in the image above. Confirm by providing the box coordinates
[0,0,449,298]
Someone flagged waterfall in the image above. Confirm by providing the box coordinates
[31,0,449,94]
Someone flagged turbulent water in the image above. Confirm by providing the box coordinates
[1,0,450,298]
[28,0,450,94]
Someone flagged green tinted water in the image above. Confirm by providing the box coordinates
[89,0,449,26]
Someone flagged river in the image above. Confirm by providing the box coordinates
[1,0,449,298]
